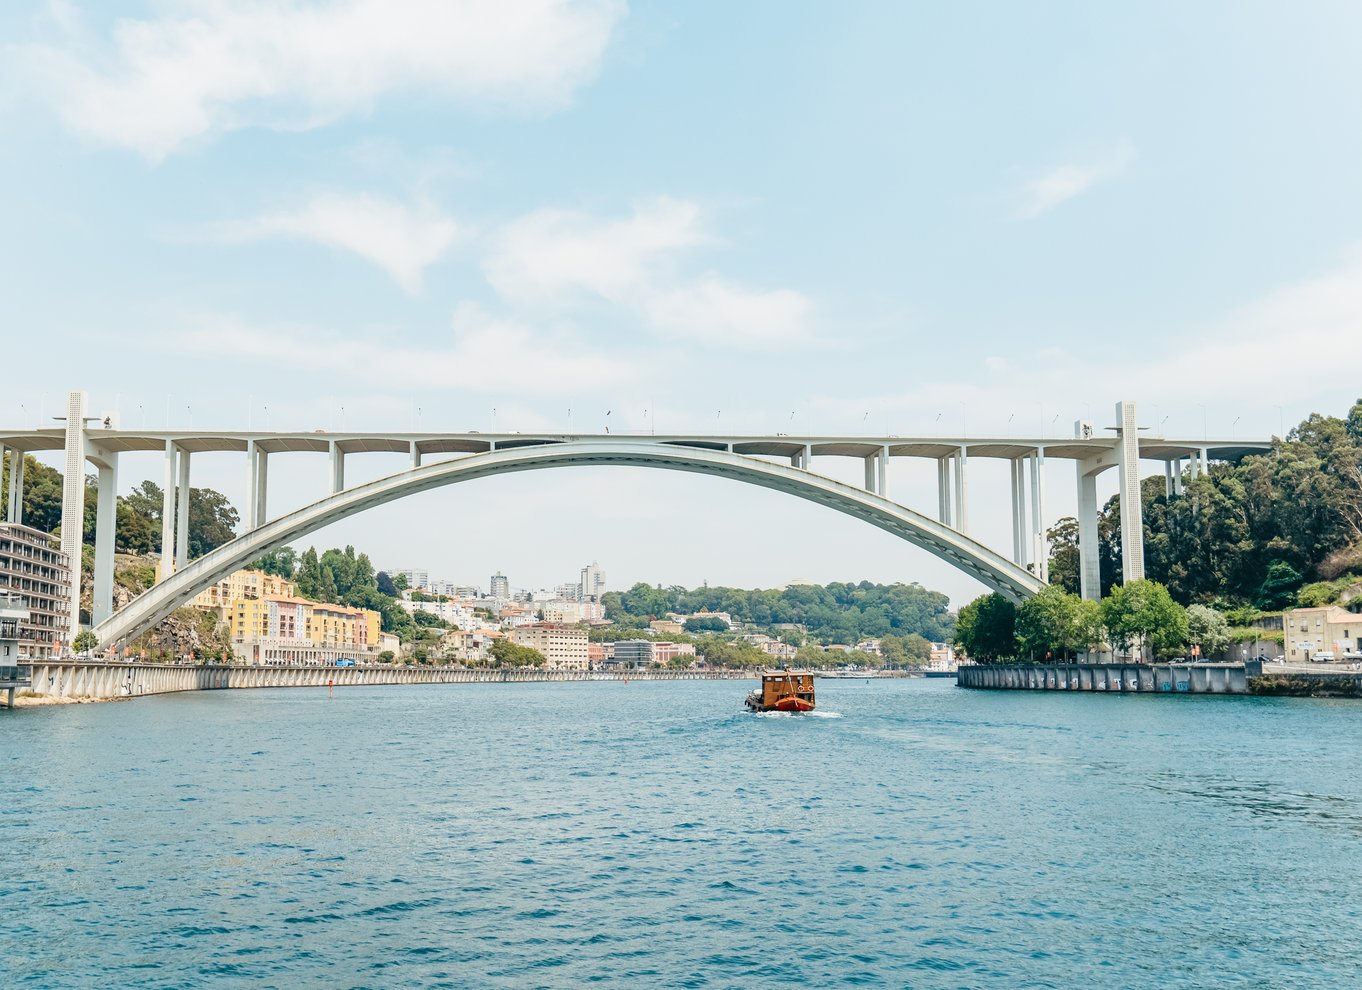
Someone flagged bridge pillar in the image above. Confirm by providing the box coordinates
[175,448,191,570]
[160,444,177,580]
[877,445,889,498]
[1029,448,1047,582]
[4,446,23,524]
[246,441,269,529]
[329,441,345,495]
[1164,460,1174,498]
[93,453,119,625]
[1173,458,1184,496]
[409,440,421,470]
[1009,458,1026,565]
[1077,467,1100,600]
[59,391,87,648]
[863,454,876,494]
[1115,400,1145,585]
[953,447,969,533]
[936,457,952,526]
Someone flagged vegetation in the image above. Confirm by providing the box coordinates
[956,580,1191,662]
[601,580,952,644]
[72,630,99,654]
[488,639,545,668]
[1048,399,1362,610]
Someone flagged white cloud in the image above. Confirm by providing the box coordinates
[175,303,637,396]
[208,192,458,293]
[1017,141,1134,219]
[642,273,812,346]
[485,197,814,347]
[13,0,627,159]
[486,196,707,303]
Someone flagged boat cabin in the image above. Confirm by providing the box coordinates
[745,670,816,712]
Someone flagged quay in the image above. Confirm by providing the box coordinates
[5,661,751,705]
[958,660,1362,697]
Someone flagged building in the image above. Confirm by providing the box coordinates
[580,561,606,600]
[588,641,613,668]
[192,568,295,621]
[379,631,401,656]
[1,595,32,706]
[611,639,654,669]
[399,597,477,630]
[652,641,697,666]
[397,568,429,590]
[667,609,733,629]
[1283,606,1362,661]
[0,523,71,658]
[649,618,684,636]
[511,623,589,670]
[490,572,510,599]
[230,595,382,665]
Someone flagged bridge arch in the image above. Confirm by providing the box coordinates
[93,441,1045,646]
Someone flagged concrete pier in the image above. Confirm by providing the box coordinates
[17,662,750,702]
[957,662,1251,694]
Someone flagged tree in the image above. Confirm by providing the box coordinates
[251,547,298,579]
[1015,586,1084,661]
[1185,604,1230,659]
[1101,580,1187,660]
[376,571,397,596]
[954,593,1017,662]
[73,630,99,654]
[294,547,323,599]
[684,616,727,633]
[489,639,545,668]
[1256,561,1303,611]
[378,650,395,664]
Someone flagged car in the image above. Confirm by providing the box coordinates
[1313,651,1337,663]
[334,658,356,667]
[1342,651,1362,662]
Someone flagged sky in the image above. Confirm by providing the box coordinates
[3,1,1362,605]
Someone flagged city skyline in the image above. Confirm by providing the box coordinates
[4,2,1362,604]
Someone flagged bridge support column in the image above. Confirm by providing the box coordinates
[59,391,88,648]
[1029,448,1047,582]
[175,449,191,571]
[330,441,345,495]
[409,440,421,470]
[160,444,177,581]
[937,457,952,526]
[863,455,876,494]
[1010,458,1026,565]
[4,447,23,524]
[1077,468,1100,600]
[246,442,269,529]
[877,445,889,498]
[1164,460,1174,498]
[93,454,119,625]
[1115,400,1145,584]
[1173,458,1184,496]
[953,447,969,533]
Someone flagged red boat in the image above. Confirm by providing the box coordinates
[745,671,816,713]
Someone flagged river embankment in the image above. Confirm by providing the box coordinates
[958,660,1362,698]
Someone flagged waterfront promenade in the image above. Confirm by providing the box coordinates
[959,660,1362,696]
[8,661,752,704]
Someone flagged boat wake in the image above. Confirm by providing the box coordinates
[753,709,843,719]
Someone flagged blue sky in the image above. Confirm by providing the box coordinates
[3,1,1361,604]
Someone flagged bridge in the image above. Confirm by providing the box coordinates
[1,393,1270,650]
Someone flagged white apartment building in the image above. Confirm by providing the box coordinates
[510,623,589,670]
[580,561,606,600]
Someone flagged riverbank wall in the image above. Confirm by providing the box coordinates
[15,662,752,703]
[958,662,1252,694]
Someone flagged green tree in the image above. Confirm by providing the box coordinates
[73,630,99,654]
[684,616,728,633]
[489,639,545,667]
[1256,560,1303,611]
[1101,580,1187,660]
[954,593,1017,662]
[294,547,322,599]
[250,547,298,579]
[1185,604,1230,659]
[1015,586,1084,661]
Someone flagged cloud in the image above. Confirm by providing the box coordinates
[175,303,637,396]
[1017,141,1134,219]
[12,0,627,159]
[486,196,708,303]
[486,197,814,347]
[207,192,458,293]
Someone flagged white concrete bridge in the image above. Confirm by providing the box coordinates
[0,393,1270,650]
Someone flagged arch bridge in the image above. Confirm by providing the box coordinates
[0,394,1270,648]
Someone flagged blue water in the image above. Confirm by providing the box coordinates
[3,679,1362,988]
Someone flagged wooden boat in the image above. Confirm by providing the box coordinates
[745,670,816,713]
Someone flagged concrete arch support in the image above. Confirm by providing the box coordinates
[93,442,1046,647]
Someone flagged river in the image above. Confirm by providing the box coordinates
[3,678,1361,988]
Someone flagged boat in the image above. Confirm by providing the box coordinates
[745,670,816,713]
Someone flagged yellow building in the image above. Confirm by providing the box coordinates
[1283,606,1362,662]
[230,594,381,665]
[510,623,589,670]
[194,568,295,621]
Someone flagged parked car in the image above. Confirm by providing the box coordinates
[334,658,356,667]
[1313,651,1337,663]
